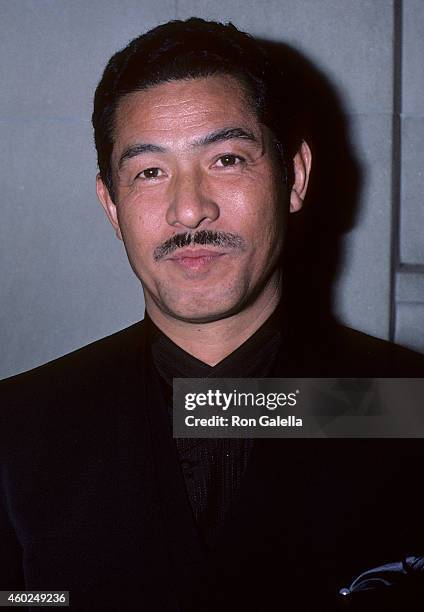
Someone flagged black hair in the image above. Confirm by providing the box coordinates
[92,17,299,200]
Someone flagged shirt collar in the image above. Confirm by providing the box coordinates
[146,299,287,385]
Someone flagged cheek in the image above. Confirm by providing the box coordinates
[212,168,282,217]
[242,187,285,260]
[116,197,163,251]
[224,181,283,237]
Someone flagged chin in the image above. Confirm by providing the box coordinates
[159,291,250,324]
[162,300,242,324]
[151,277,250,323]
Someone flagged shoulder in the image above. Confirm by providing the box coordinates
[0,319,148,414]
[333,324,424,375]
[288,319,424,376]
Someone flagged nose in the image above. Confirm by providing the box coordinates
[165,168,220,229]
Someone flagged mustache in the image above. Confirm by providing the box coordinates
[153,230,245,262]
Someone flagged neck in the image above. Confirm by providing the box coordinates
[145,278,282,366]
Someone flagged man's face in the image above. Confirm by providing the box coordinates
[98,75,304,323]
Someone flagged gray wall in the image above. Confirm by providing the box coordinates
[1,0,423,380]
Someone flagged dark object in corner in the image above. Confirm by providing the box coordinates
[338,555,424,610]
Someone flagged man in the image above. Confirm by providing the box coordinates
[1,18,424,611]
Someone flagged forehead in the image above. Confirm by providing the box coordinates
[112,75,260,155]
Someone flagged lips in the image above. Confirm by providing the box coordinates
[170,248,223,260]
[168,248,226,272]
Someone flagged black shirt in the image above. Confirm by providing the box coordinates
[146,303,284,546]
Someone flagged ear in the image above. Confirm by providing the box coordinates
[96,174,122,240]
[289,141,312,213]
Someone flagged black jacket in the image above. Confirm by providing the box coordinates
[1,319,424,611]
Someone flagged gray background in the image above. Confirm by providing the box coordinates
[1,0,423,380]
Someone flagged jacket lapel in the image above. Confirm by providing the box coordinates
[113,322,182,610]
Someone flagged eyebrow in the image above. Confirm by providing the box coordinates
[118,127,258,169]
[193,127,258,147]
[118,143,166,169]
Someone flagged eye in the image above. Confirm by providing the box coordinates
[214,154,245,168]
[136,167,165,180]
